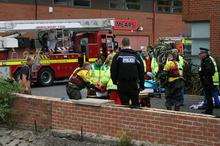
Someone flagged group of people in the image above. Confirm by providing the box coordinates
[66,37,145,108]
[67,37,185,110]
[67,37,220,115]
[13,36,219,115]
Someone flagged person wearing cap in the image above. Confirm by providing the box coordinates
[199,47,216,114]
[111,37,145,108]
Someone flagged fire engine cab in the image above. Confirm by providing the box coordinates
[0,18,115,86]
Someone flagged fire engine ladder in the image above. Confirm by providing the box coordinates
[0,18,115,32]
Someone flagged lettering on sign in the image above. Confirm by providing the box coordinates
[121,56,136,63]
[114,19,138,31]
[36,25,65,29]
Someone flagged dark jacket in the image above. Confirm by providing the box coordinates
[199,55,215,89]
[110,48,145,90]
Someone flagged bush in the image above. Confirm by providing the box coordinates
[0,78,21,124]
[117,131,133,146]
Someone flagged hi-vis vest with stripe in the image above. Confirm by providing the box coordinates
[89,64,110,86]
[210,56,219,86]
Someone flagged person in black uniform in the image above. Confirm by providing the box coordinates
[199,47,215,115]
[111,37,145,108]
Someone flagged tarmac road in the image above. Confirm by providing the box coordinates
[32,84,220,117]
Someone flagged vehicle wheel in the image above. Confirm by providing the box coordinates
[38,68,54,86]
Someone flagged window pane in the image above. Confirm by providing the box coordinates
[74,0,91,7]
[54,0,67,3]
[125,0,140,10]
[173,0,182,6]
[172,7,182,13]
[158,6,170,13]
[157,0,171,5]
[109,0,124,9]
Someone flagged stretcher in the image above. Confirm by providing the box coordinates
[139,80,164,107]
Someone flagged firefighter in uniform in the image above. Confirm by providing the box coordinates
[199,48,216,114]
[163,53,184,111]
[66,62,92,99]
[172,49,186,106]
[111,38,145,108]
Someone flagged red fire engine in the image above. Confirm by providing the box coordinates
[0,18,115,86]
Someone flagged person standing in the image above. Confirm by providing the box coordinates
[105,47,121,105]
[19,57,34,94]
[163,53,183,111]
[111,37,145,108]
[199,48,216,115]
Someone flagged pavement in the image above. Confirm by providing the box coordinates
[32,84,220,117]
[0,126,170,146]
[0,127,111,146]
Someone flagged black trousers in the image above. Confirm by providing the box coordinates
[165,79,184,111]
[204,87,214,113]
[118,81,140,108]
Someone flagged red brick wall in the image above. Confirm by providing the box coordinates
[182,0,212,22]
[13,95,52,129]
[182,0,220,62]
[12,95,220,146]
[0,2,187,45]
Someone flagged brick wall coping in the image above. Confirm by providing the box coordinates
[12,93,220,146]
[15,93,219,120]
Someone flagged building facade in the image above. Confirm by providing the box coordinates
[182,0,220,65]
[0,0,187,49]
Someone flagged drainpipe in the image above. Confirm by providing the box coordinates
[34,0,38,20]
[152,0,156,46]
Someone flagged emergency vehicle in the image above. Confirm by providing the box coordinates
[0,18,115,86]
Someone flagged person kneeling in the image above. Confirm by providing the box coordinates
[66,62,92,100]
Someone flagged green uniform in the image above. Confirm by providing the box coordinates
[151,57,159,76]
[90,63,110,86]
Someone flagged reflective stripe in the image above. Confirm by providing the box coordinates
[177,56,184,77]
[40,59,78,65]
[0,59,78,66]
[151,57,159,76]
[0,60,26,66]
[210,57,219,86]
[40,55,48,59]
[89,58,97,62]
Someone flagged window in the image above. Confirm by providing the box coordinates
[74,0,91,7]
[157,0,171,13]
[109,0,140,10]
[172,0,182,13]
[125,0,141,10]
[109,0,124,9]
[157,0,171,5]
[190,23,210,66]
[54,0,67,4]
[157,0,182,13]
